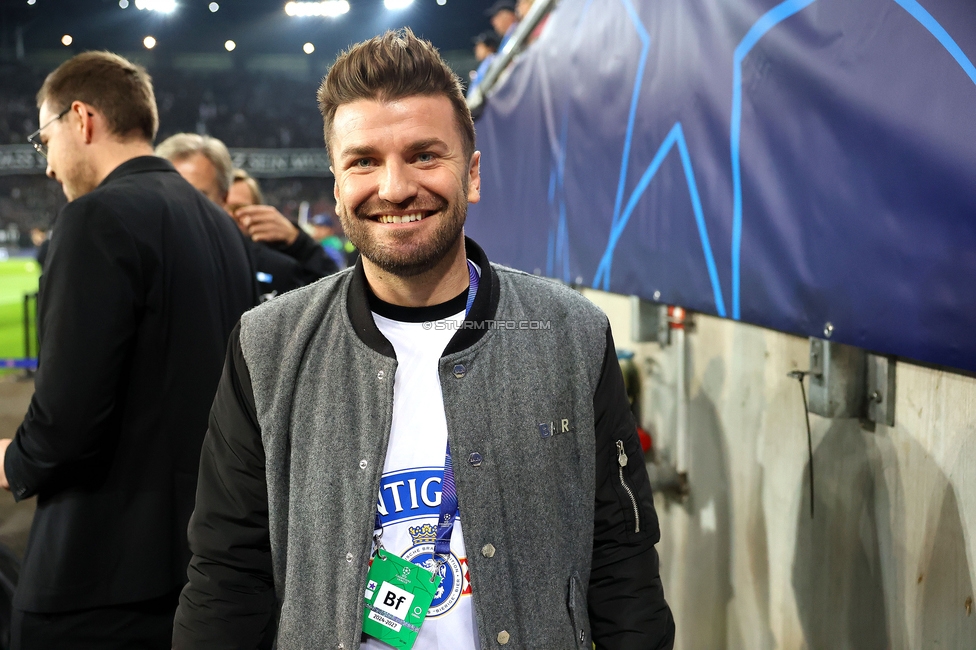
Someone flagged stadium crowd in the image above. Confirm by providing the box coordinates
[0,0,546,147]
[1,65,335,239]
[0,0,551,239]
[1,65,324,149]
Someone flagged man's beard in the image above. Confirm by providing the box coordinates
[338,187,467,278]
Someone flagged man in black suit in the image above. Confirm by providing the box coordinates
[156,133,338,300]
[0,51,254,648]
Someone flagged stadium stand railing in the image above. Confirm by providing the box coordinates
[466,0,557,115]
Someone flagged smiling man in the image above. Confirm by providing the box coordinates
[173,29,674,650]
[0,52,253,649]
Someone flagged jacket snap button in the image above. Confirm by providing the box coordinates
[468,452,483,467]
[453,364,466,378]
[497,630,510,645]
[481,543,495,558]
[377,370,385,380]
[359,459,368,470]
[345,552,353,563]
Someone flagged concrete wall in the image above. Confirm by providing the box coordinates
[583,289,976,650]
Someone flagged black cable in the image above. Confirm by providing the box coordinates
[788,370,815,519]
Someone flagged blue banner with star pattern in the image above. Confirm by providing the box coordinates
[467,0,976,372]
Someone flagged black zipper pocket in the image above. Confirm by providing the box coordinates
[616,439,640,533]
[567,571,590,647]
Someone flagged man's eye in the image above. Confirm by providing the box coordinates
[416,153,434,163]
[354,159,373,168]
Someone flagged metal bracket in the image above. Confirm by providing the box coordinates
[630,296,669,346]
[809,337,824,377]
[865,354,896,426]
[803,339,896,426]
[807,338,866,419]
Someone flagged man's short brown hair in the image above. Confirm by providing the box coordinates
[37,51,158,142]
[317,28,475,162]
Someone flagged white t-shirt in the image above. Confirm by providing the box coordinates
[363,304,480,650]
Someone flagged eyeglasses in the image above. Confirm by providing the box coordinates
[27,106,71,159]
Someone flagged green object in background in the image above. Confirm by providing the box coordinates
[0,257,41,360]
[321,235,344,251]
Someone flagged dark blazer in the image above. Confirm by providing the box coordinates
[272,229,340,280]
[250,230,339,301]
[3,156,255,613]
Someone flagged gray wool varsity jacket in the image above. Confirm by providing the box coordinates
[173,239,674,650]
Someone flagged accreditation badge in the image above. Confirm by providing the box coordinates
[363,550,443,649]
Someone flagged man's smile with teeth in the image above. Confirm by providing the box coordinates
[375,212,430,224]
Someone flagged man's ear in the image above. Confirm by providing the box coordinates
[332,172,347,219]
[467,151,481,204]
[72,102,95,145]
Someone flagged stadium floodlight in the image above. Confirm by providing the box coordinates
[224,40,236,52]
[303,42,315,54]
[284,1,350,18]
[134,0,177,13]
[209,2,219,12]
[143,35,157,49]
[61,35,73,46]
[119,0,129,7]
[383,0,413,9]
[436,0,446,4]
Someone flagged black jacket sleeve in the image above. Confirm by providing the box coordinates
[173,323,277,649]
[272,228,340,279]
[589,325,675,650]
[4,200,140,500]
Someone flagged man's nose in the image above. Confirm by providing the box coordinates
[377,159,418,205]
[46,162,56,181]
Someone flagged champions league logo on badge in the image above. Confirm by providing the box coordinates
[402,523,467,617]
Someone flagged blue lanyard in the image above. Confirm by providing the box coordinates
[464,259,478,314]
[375,260,480,558]
[433,260,479,555]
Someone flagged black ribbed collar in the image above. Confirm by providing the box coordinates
[98,155,179,188]
[347,237,501,359]
[368,286,469,323]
